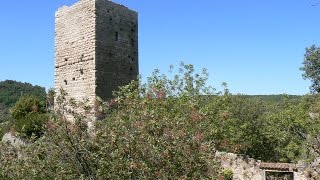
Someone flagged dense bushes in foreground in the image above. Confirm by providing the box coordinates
[0,64,320,179]
[0,64,222,179]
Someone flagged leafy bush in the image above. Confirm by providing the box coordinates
[10,95,47,139]
[0,63,222,179]
[211,96,270,158]
[1,63,320,179]
[11,95,45,120]
[0,80,46,123]
[14,113,48,138]
[219,169,233,180]
[201,93,319,163]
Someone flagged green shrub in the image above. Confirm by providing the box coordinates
[0,63,222,179]
[1,63,320,179]
[10,95,47,139]
[11,95,45,120]
[14,113,48,139]
[220,169,233,180]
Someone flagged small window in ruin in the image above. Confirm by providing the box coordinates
[130,67,133,71]
[80,69,84,75]
[65,58,68,62]
[64,80,67,85]
[115,32,119,41]
[131,28,135,33]
[72,77,75,81]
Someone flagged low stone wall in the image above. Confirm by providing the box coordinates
[216,152,264,179]
[216,152,309,180]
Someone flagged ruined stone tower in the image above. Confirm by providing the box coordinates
[55,0,138,108]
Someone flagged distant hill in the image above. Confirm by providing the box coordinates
[243,94,302,103]
[0,80,46,122]
[0,80,304,122]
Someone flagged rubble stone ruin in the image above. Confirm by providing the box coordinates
[54,0,138,115]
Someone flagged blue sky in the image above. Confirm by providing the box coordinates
[0,0,319,95]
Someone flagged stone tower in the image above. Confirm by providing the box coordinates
[55,0,138,107]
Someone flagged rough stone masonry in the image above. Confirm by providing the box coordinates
[55,0,138,118]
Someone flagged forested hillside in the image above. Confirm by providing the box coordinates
[246,94,302,103]
[0,80,46,122]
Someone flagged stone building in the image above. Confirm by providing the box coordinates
[54,0,138,115]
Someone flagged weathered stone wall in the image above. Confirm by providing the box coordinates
[217,152,264,179]
[55,0,96,104]
[216,152,308,180]
[95,0,138,100]
[55,0,138,116]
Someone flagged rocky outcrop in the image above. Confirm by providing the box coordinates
[1,132,25,147]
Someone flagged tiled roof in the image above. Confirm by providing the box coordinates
[259,162,297,171]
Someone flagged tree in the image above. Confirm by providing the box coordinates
[11,95,47,139]
[0,63,222,179]
[0,80,46,123]
[301,45,320,93]
[2,63,319,178]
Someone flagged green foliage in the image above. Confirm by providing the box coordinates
[94,63,221,179]
[0,64,222,179]
[214,96,273,160]
[219,169,233,180]
[0,103,10,123]
[209,94,319,163]
[0,80,46,123]
[301,45,320,93]
[263,98,312,162]
[47,88,55,108]
[1,63,320,178]
[11,95,45,119]
[0,80,46,106]
[11,95,47,139]
[14,113,48,139]
[93,66,220,179]
[244,94,302,104]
